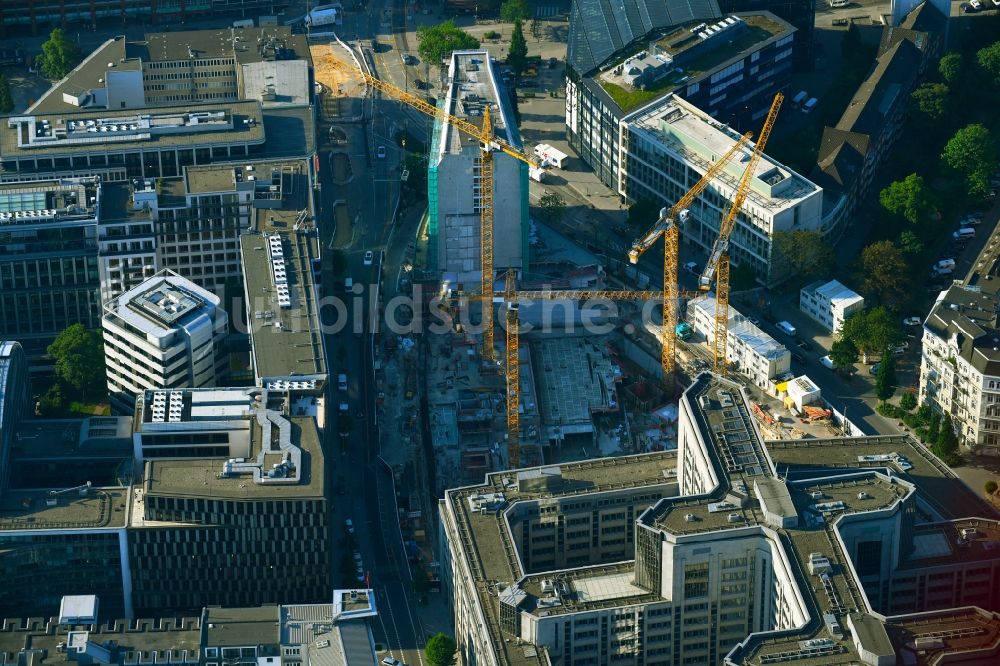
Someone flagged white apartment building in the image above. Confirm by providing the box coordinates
[688,294,791,387]
[439,373,1000,666]
[429,50,527,283]
[103,270,227,413]
[621,94,823,286]
[919,283,1000,455]
[800,279,865,333]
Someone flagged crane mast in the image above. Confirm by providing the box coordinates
[626,131,752,376]
[313,47,540,361]
[698,94,784,374]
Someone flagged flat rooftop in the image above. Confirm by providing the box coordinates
[626,94,818,213]
[107,272,219,334]
[900,518,1000,569]
[0,177,99,228]
[142,414,323,500]
[0,487,131,531]
[765,435,1000,521]
[885,607,1000,664]
[438,50,522,158]
[595,12,794,113]
[1,102,265,160]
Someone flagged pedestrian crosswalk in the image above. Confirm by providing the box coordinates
[535,5,561,18]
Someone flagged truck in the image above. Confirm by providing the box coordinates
[675,322,693,341]
[529,166,547,182]
[533,144,568,169]
[305,4,342,27]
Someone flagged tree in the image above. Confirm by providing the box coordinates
[772,230,836,285]
[538,191,566,224]
[897,230,924,257]
[38,28,79,80]
[425,633,457,666]
[0,72,13,114]
[928,411,941,444]
[507,19,528,75]
[934,412,960,465]
[941,124,998,198]
[977,41,1000,87]
[875,350,897,402]
[830,338,859,371]
[500,0,530,23]
[910,83,949,122]
[47,324,105,398]
[416,21,480,65]
[899,391,917,411]
[859,240,911,307]
[879,173,934,226]
[37,383,64,417]
[939,52,963,85]
[841,306,902,360]
[985,480,998,496]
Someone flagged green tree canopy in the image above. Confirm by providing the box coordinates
[416,21,480,65]
[977,41,1000,87]
[910,83,949,122]
[772,230,836,285]
[538,191,566,224]
[0,72,13,114]
[38,28,79,80]
[934,412,960,465]
[507,19,528,74]
[928,411,941,444]
[425,633,457,666]
[879,173,934,226]
[47,324,105,398]
[939,52,963,85]
[875,350,897,402]
[841,306,903,358]
[986,480,998,495]
[500,0,531,23]
[859,240,910,307]
[830,338,859,370]
[897,230,924,257]
[941,123,998,198]
[899,391,917,411]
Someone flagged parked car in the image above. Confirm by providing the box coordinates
[792,352,806,365]
[777,321,797,336]
[345,519,355,534]
[364,250,374,265]
[870,362,881,375]
[382,659,400,666]
[903,316,922,326]
[820,355,835,370]
[376,145,386,159]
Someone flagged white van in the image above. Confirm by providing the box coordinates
[791,90,808,108]
[801,98,818,114]
[233,18,254,27]
[954,228,976,241]
[830,0,850,7]
[777,321,797,337]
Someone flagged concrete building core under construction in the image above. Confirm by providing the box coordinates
[438,371,1000,666]
[427,50,528,284]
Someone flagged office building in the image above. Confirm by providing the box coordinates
[0,417,135,617]
[717,0,815,70]
[565,5,795,190]
[800,279,865,333]
[439,372,1000,666]
[0,590,382,666]
[0,3,292,39]
[0,340,29,492]
[129,387,329,611]
[689,294,791,387]
[428,50,527,283]
[0,177,102,353]
[102,271,228,414]
[27,28,312,116]
[622,94,822,285]
[919,282,1000,456]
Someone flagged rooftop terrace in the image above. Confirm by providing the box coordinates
[0,177,99,228]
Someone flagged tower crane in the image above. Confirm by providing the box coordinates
[313,47,541,360]
[697,93,783,374]
[627,132,752,377]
